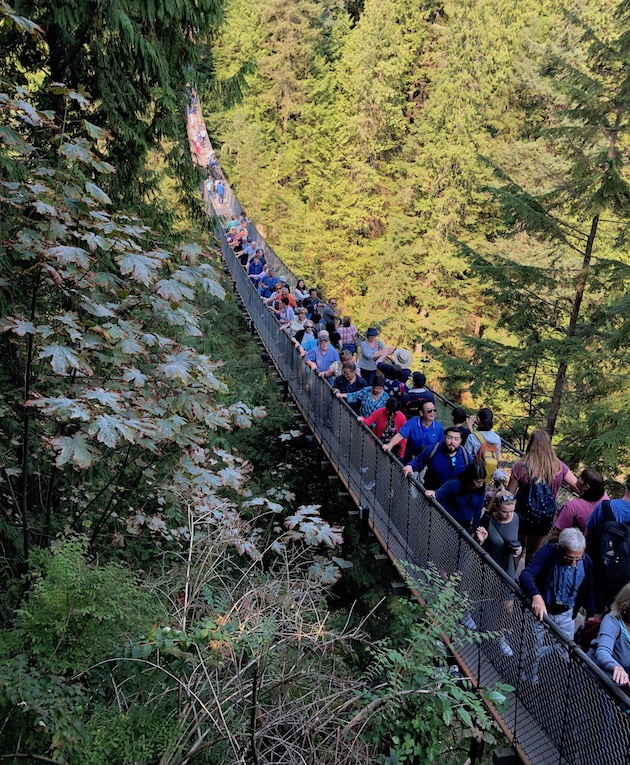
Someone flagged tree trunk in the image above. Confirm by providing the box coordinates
[545,213,599,435]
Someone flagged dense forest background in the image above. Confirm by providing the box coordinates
[208,0,630,473]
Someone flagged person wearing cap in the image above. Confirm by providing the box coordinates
[359,328,389,385]
[400,372,435,418]
[377,348,413,398]
[304,331,340,382]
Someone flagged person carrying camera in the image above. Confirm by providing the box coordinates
[475,491,522,655]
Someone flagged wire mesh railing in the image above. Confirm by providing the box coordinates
[197,129,630,765]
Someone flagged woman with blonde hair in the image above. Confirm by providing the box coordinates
[507,429,578,565]
[589,583,630,688]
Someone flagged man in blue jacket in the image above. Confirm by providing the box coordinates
[519,528,595,682]
[402,427,470,490]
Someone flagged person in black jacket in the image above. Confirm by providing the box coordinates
[519,528,595,683]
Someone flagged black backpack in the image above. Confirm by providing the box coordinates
[595,500,630,601]
[516,475,557,524]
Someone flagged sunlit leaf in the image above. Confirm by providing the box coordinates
[0,125,32,153]
[32,199,57,217]
[46,245,91,268]
[81,231,109,251]
[83,120,108,140]
[117,251,164,286]
[121,367,147,386]
[59,138,93,163]
[26,396,91,421]
[13,99,42,126]
[80,296,118,317]
[158,352,193,383]
[10,319,37,336]
[84,388,121,410]
[155,279,194,302]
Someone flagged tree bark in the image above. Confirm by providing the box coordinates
[545,213,599,436]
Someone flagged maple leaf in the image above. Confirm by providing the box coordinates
[9,318,37,336]
[32,199,57,217]
[80,296,117,317]
[88,414,136,447]
[158,352,193,384]
[81,231,109,252]
[308,557,342,585]
[116,251,164,286]
[51,433,99,469]
[83,388,122,410]
[39,344,93,376]
[26,396,91,421]
[121,367,147,386]
[155,279,194,302]
[85,182,111,205]
[218,466,244,489]
[83,121,108,140]
[46,245,91,269]
[180,242,203,264]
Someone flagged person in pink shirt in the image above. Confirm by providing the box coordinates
[548,468,607,542]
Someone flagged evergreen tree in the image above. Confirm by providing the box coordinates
[4,0,224,203]
[460,0,630,465]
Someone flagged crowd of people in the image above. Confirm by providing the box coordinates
[219,204,630,696]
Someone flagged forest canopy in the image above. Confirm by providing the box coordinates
[208,0,630,472]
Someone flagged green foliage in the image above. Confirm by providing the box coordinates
[3,536,159,674]
[81,702,181,765]
[2,0,224,206]
[362,565,505,763]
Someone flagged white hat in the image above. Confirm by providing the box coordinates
[393,348,413,367]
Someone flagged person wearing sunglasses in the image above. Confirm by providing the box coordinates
[383,398,443,465]
[519,527,595,683]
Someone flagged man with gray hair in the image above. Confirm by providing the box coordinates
[519,528,595,683]
[520,528,596,637]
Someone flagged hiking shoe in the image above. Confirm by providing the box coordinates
[461,615,477,630]
[498,636,513,657]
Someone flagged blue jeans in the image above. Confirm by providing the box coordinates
[361,368,376,385]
